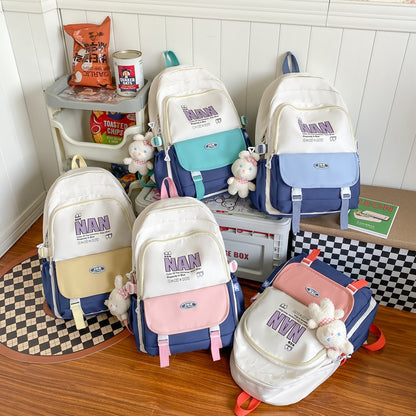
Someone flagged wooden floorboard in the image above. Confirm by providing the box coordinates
[0,216,415,415]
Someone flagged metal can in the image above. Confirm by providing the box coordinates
[113,50,144,97]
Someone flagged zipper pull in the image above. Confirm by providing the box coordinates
[37,243,49,259]
[164,146,171,162]
[127,267,138,283]
[256,142,268,155]
[265,155,272,169]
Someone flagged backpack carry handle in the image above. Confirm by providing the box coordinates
[71,155,87,170]
[282,51,300,74]
[361,324,386,351]
[164,50,180,67]
[235,392,261,416]
[160,177,179,199]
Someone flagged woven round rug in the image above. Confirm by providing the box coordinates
[0,250,130,363]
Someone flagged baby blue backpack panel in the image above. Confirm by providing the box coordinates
[279,153,360,189]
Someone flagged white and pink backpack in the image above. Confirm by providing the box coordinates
[128,178,244,367]
[230,249,385,415]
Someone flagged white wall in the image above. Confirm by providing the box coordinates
[59,1,416,190]
[0,4,46,256]
[1,0,416,253]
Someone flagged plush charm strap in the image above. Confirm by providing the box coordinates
[209,325,222,361]
[234,392,262,416]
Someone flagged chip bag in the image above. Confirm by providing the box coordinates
[64,16,114,89]
[90,111,136,145]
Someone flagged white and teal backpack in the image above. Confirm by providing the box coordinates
[149,51,250,200]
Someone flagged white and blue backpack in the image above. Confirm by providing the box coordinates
[250,52,360,233]
[128,178,244,367]
[149,51,250,200]
[230,249,385,415]
[39,156,136,330]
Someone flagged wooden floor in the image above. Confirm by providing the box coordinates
[0,217,415,416]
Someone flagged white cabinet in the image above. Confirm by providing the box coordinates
[45,75,150,173]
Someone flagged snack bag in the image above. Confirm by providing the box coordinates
[90,111,136,145]
[64,16,114,89]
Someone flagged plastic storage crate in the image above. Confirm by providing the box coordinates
[45,75,150,173]
[135,187,291,282]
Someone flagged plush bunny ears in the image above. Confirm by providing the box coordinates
[238,150,260,166]
[132,131,154,146]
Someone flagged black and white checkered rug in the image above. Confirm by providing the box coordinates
[292,231,416,313]
[0,253,129,363]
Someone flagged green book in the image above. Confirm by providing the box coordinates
[348,197,399,239]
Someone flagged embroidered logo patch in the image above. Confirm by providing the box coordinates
[89,265,105,274]
[306,286,320,297]
[180,301,197,310]
[313,162,329,170]
[204,142,218,150]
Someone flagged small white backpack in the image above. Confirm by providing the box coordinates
[230,250,384,415]
[39,156,136,330]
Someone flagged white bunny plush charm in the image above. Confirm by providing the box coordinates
[227,150,260,198]
[105,275,135,326]
[308,298,354,360]
[123,131,155,176]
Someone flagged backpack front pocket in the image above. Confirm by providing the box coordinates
[174,128,246,172]
[272,262,354,319]
[144,284,230,334]
[164,89,242,144]
[244,287,327,368]
[138,231,230,298]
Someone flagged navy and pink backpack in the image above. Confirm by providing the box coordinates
[128,178,244,367]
